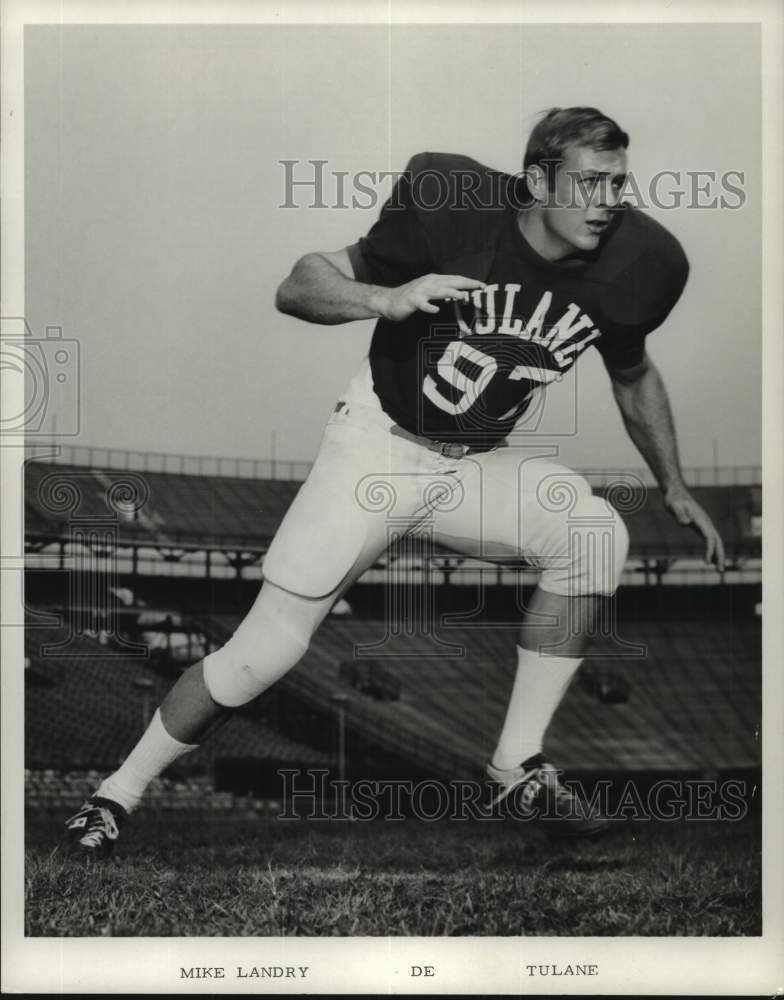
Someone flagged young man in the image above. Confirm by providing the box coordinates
[66,107,724,853]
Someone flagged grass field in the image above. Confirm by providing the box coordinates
[26,809,760,937]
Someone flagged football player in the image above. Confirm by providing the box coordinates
[66,107,725,854]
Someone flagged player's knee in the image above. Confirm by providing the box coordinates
[203,610,311,708]
[537,495,629,597]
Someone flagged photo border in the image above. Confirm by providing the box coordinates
[2,0,781,994]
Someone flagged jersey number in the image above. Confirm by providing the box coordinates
[423,339,555,417]
[422,341,497,416]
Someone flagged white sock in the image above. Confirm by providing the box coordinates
[96,709,198,813]
[491,646,583,771]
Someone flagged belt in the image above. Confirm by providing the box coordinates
[388,425,473,459]
[334,400,492,459]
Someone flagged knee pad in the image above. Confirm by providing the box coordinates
[537,494,630,597]
[203,603,311,708]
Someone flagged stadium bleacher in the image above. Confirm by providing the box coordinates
[23,454,762,795]
[599,482,761,560]
[24,459,761,561]
[25,461,299,547]
[24,624,331,775]
[24,768,242,812]
[204,611,761,777]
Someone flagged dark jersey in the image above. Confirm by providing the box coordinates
[350,152,689,448]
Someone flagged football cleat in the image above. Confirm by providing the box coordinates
[486,753,608,837]
[63,796,128,857]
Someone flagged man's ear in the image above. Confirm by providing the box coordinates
[525,164,548,204]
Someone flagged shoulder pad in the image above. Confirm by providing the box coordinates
[597,207,689,329]
[402,152,522,276]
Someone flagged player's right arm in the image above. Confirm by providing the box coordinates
[276,153,484,325]
[275,249,483,325]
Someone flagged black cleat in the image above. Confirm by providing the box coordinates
[486,753,608,838]
[63,796,128,857]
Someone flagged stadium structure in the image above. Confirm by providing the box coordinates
[23,445,762,812]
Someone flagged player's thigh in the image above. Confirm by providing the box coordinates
[262,413,420,599]
[431,449,589,561]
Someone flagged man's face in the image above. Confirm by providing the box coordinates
[540,144,628,258]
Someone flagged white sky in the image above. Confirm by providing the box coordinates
[24,22,760,472]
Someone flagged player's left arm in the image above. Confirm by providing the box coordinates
[606,352,726,570]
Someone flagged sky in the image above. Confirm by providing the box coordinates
[23,22,761,474]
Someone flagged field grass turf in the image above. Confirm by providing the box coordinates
[25,809,760,937]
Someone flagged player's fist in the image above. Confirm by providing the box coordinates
[376,274,485,322]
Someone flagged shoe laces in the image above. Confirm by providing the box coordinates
[488,764,541,810]
[490,764,573,811]
[71,804,119,846]
[532,766,578,806]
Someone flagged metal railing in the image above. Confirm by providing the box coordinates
[26,443,312,481]
[26,443,761,487]
[582,466,762,488]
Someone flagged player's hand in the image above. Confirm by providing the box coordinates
[663,484,726,571]
[377,274,485,322]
